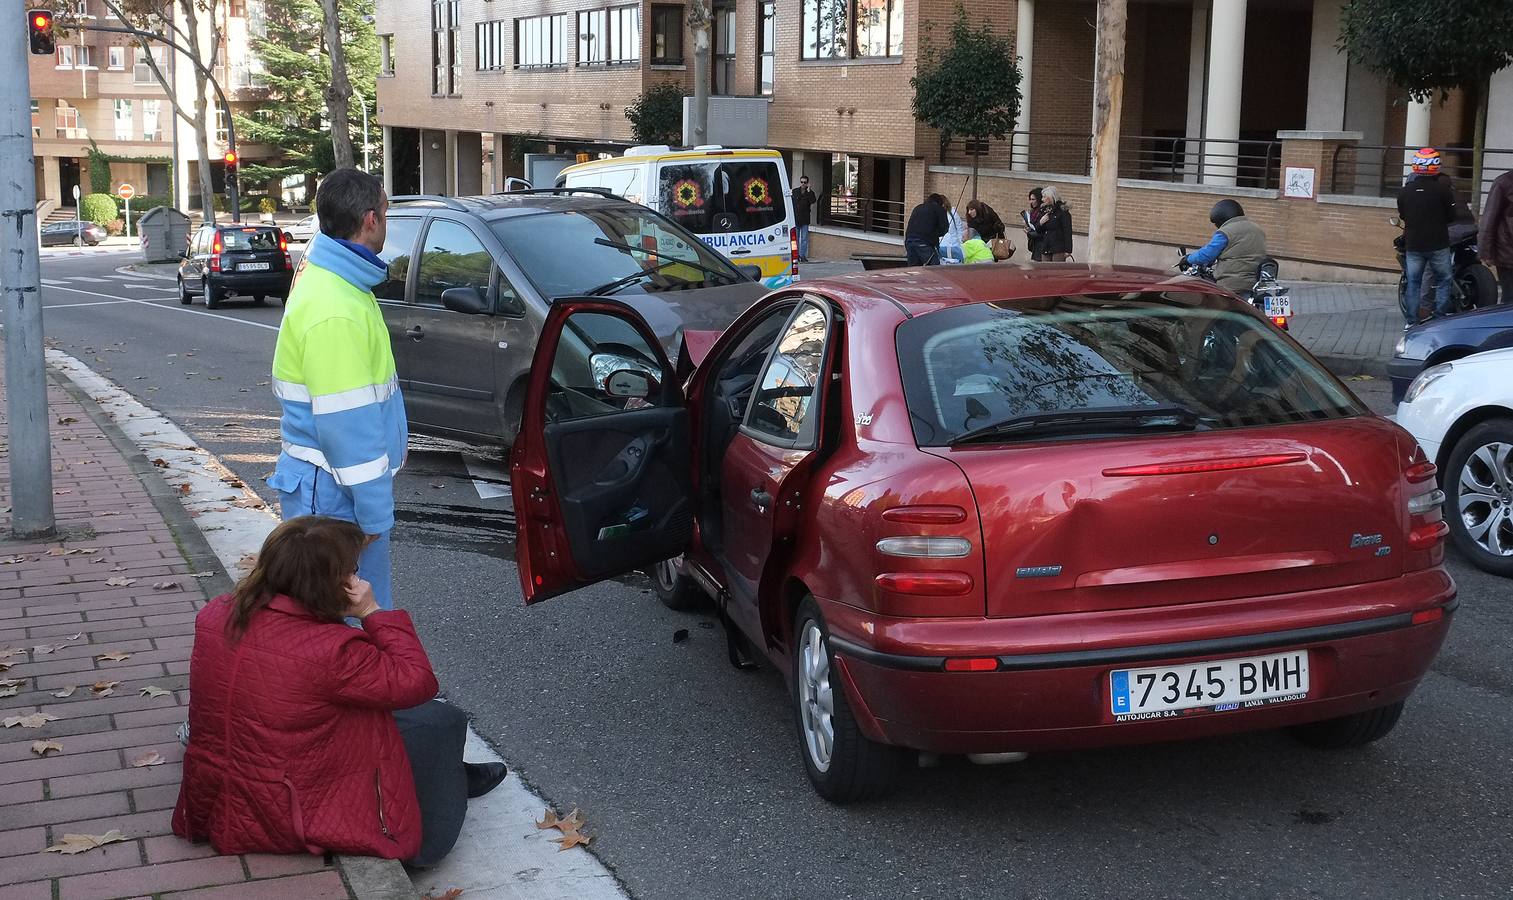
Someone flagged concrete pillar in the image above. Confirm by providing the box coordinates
[419,129,447,195]
[1345,63,1388,195]
[1183,1,1209,182]
[1202,0,1247,186]
[1012,0,1034,171]
[1305,0,1348,131]
[455,131,483,196]
[1402,96,1431,184]
[443,130,459,196]
[381,125,394,196]
[41,156,61,204]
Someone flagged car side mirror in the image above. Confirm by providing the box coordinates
[735,264,763,281]
[441,286,491,316]
[603,369,658,399]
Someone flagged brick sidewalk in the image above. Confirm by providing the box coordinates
[0,356,356,899]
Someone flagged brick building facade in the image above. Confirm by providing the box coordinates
[374,0,1513,278]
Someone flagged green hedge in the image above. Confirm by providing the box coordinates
[113,194,173,229]
[80,194,119,227]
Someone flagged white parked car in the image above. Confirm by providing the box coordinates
[286,214,319,242]
[1396,347,1513,577]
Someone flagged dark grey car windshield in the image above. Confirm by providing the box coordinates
[897,294,1365,446]
[491,207,742,299]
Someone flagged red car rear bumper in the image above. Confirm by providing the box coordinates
[822,568,1456,755]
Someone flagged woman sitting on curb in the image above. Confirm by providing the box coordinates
[172,516,506,867]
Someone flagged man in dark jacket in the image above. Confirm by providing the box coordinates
[1182,199,1266,293]
[791,176,817,262]
[1479,169,1513,304]
[904,193,950,266]
[1397,148,1459,323]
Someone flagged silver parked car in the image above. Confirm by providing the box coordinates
[379,191,770,446]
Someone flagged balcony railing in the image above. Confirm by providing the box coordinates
[940,131,1283,190]
[1330,143,1513,200]
[823,194,905,237]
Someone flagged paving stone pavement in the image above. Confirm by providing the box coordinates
[0,347,374,900]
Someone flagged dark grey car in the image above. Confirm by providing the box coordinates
[380,192,769,446]
[41,221,107,246]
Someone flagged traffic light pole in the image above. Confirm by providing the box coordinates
[79,23,240,223]
[3,0,57,538]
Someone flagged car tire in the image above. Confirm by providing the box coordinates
[1288,701,1404,749]
[1442,418,1513,577]
[203,280,222,310]
[793,597,905,802]
[1461,264,1500,309]
[649,557,704,611]
[72,236,82,247]
[177,278,192,305]
[253,294,266,305]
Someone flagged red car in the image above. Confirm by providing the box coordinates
[510,265,1457,801]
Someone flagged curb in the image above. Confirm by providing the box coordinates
[45,349,420,900]
[116,263,179,281]
[1315,352,1390,380]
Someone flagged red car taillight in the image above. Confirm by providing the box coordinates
[1404,449,1447,559]
[872,507,981,613]
[209,234,223,272]
[790,228,799,278]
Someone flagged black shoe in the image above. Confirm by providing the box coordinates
[464,761,508,799]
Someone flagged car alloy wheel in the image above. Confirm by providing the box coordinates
[1457,441,1513,557]
[203,281,221,310]
[178,278,192,305]
[798,619,835,773]
[649,556,703,610]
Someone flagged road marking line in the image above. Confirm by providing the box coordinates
[40,278,67,286]
[462,452,513,503]
[40,285,279,332]
[46,299,146,309]
[66,276,112,283]
[112,270,159,279]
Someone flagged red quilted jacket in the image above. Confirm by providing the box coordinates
[172,595,438,859]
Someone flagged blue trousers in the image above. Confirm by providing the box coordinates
[795,225,810,260]
[1404,248,1454,322]
[274,464,394,609]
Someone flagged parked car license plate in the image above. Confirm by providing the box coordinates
[239,262,270,271]
[1109,650,1309,718]
[1262,290,1292,317]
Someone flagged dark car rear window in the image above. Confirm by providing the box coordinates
[896,294,1365,446]
[657,160,786,234]
[219,228,280,251]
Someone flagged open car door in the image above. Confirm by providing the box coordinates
[509,299,693,603]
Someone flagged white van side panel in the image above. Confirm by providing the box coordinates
[562,166,646,207]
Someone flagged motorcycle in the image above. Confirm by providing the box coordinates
[1176,249,1292,331]
[1390,216,1500,319]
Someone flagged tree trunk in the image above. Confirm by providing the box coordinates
[1472,76,1490,215]
[321,0,355,169]
[689,0,711,146]
[181,0,217,221]
[1087,0,1128,264]
[192,90,215,221]
[971,145,980,201]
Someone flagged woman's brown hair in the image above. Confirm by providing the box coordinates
[227,516,365,636]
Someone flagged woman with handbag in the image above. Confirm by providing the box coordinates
[1036,186,1074,262]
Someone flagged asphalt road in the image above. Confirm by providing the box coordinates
[24,249,1513,899]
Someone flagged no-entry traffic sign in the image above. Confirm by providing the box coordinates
[117,184,135,200]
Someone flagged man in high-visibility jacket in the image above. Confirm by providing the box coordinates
[268,168,406,607]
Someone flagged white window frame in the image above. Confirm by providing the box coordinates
[114,98,133,141]
[108,46,125,70]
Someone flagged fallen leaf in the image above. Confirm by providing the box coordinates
[190,572,214,579]
[138,685,172,698]
[131,750,166,767]
[57,416,78,425]
[177,484,191,496]
[91,680,120,696]
[257,381,270,386]
[151,458,169,468]
[536,808,585,833]
[90,557,108,564]
[552,831,592,851]
[422,890,465,900]
[31,740,63,756]
[44,830,126,855]
[0,676,23,687]
[96,651,131,662]
[46,548,79,557]
[0,662,11,672]
[236,554,258,572]
[0,555,28,565]
[53,490,72,496]
[105,578,136,587]
[76,549,99,556]
[231,499,264,509]
[152,581,179,592]
[52,685,77,698]
[33,643,64,655]
[67,632,83,640]
[4,712,58,728]
[0,686,16,698]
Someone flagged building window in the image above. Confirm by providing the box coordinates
[108,45,125,70]
[650,5,682,65]
[712,1,735,93]
[215,106,228,144]
[431,0,460,95]
[114,99,133,141]
[56,45,75,68]
[802,0,901,60]
[515,14,566,68]
[379,34,394,75]
[142,99,161,141]
[75,46,93,68]
[134,46,165,84]
[758,1,774,94]
[55,101,84,139]
[577,5,639,66]
[477,20,508,70]
[31,100,41,139]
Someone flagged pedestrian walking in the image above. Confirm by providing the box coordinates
[1397,148,1458,324]
[268,168,407,608]
[1037,186,1074,261]
[172,516,508,866]
[904,193,951,266]
[791,175,817,261]
[939,202,966,264]
[1022,188,1045,261]
[1478,169,1513,304]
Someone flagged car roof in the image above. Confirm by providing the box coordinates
[214,223,280,231]
[387,192,644,224]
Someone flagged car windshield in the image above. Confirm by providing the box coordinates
[491,206,742,298]
[657,160,787,234]
[896,294,1365,446]
[220,228,280,251]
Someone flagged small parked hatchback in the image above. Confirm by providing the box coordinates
[510,264,1457,800]
[177,224,294,308]
[41,221,107,247]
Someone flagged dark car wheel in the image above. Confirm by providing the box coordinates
[649,556,704,611]
[253,294,266,305]
[1461,265,1500,309]
[1443,418,1513,577]
[177,278,192,306]
[72,236,83,247]
[1289,701,1404,749]
[794,597,905,802]
[203,280,222,310]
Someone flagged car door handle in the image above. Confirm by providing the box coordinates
[406,326,425,341]
[750,488,771,511]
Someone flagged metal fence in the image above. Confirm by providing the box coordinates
[938,131,1282,189]
[1330,144,1513,200]
[824,193,906,236]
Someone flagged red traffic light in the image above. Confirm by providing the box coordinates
[32,12,50,28]
[223,151,238,166]
[28,8,55,54]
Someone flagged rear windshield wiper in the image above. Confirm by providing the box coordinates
[949,405,1201,445]
[593,238,744,285]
